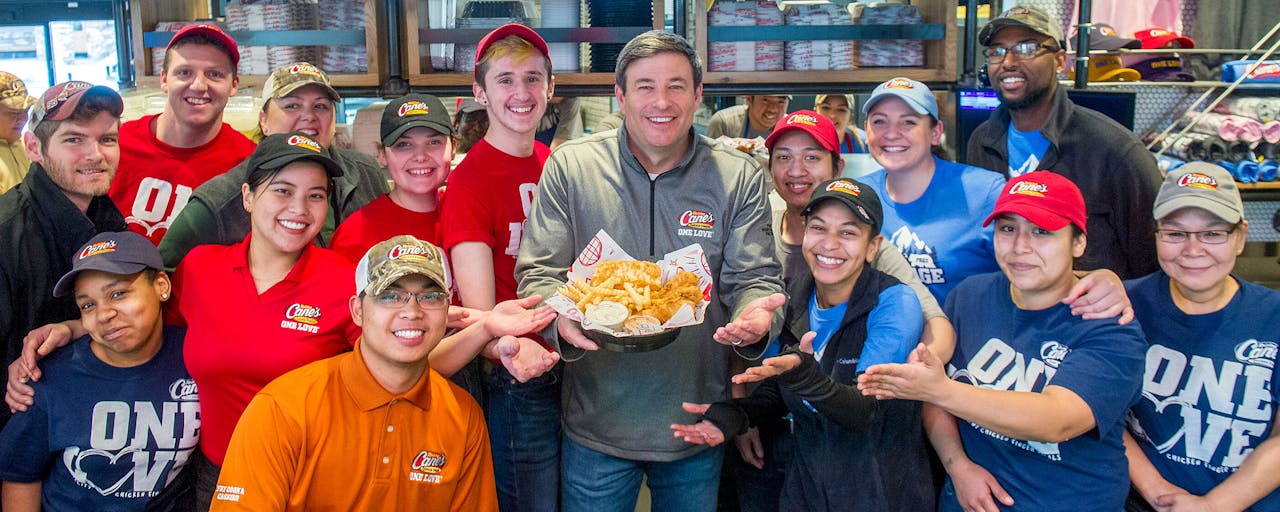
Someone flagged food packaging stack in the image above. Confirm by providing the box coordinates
[852,1,924,67]
[542,0,582,72]
[707,0,783,72]
[783,3,854,71]
[225,0,320,76]
[318,0,369,74]
[150,21,202,77]
[454,1,530,73]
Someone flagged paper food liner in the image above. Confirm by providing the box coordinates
[546,229,713,336]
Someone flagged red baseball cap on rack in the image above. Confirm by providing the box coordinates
[167,23,240,66]
[474,24,551,80]
[1135,28,1195,49]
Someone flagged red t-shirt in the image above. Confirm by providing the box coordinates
[111,114,257,244]
[440,138,549,304]
[172,236,359,465]
[329,194,441,264]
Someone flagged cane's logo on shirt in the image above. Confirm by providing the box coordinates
[398,101,430,117]
[281,304,321,334]
[286,134,323,153]
[168,378,199,401]
[1039,341,1070,369]
[79,240,118,259]
[1177,172,1218,190]
[1009,181,1048,197]
[1234,339,1277,368]
[408,450,446,483]
[784,112,819,127]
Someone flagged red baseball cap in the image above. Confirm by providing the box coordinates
[983,171,1087,235]
[1135,28,1195,49]
[167,23,240,66]
[474,24,550,80]
[765,110,839,153]
[30,81,124,130]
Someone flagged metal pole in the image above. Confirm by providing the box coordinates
[1073,0,1090,89]
[114,0,134,89]
[962,0,977,85]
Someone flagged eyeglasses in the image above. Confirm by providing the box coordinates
[1155,228,1235,245]
[371,289,449,310]
[984,41,1058,64]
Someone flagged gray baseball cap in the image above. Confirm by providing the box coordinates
[1153,162,1244,224]
[979,6,1066,49]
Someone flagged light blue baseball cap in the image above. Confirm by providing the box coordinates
[861,77,939,120]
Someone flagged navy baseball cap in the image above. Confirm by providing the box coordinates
[54,232,165,297]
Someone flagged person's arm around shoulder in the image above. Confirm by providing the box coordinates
[450,401,498,512]
[159,198,219,273]
[209,393,302,511]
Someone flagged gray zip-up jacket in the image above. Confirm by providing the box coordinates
[516,126,784,461]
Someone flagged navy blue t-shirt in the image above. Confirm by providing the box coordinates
[1127,271,1280,511]
[0,326,197,511]
[944,272,1145,511]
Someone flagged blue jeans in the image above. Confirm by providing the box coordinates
[561,435,724,512]
[487,362,562,512]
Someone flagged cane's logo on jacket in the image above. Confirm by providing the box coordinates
[409,450,446,483]
[79,240,118,259]
[281,304,321,333]
[1177,172,1218,190]
[678,210,716,239]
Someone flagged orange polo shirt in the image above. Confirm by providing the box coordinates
[211,342,497,511]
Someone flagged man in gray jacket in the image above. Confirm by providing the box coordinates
[516,31,785,512]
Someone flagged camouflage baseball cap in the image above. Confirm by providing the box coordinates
[262,62,339,104]
[979,6,1066,49]
[355,236,451,297]
[0,72,37,110]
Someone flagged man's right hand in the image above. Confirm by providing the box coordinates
[6,322,74,412]
[556,315,599,351]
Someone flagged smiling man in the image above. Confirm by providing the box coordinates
[708,94,790,139]
[516,30,785,511]
[965,6,1161,280]
[111,25,256,245]
[0,81,127,430]
[211,235,497,511]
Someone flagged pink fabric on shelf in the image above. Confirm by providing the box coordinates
[1263,120,1280,144]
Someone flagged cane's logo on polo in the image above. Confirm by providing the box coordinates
[1009,181,1048,197]
[1177,172,1218,190]
[79,240,118,259]
[285,304,321,325]
[398,101,431,117]
[1235,339,1277,369]
[288,63,324,76]
[885,78,915,90]
[826,180,861,196]
[785,113,819,127]
[679,210,715,230]
[169,378,198,401]
[408,450,447,483]
[1040,341,1069,369]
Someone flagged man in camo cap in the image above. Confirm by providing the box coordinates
[0,72,37,192]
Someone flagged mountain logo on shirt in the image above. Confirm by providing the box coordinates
[1177,172,1218,190]
[398,101,430,117]
[1234,339,1277,369]
[78,240,118,259]
[679,210,715,230]
[1009,181,1048,197]
[168,378,198,401]
[890,226,945,285]
[1039,341,1070,369]
[285,304,321,325]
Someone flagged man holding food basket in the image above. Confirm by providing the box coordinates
[515,30,786,512]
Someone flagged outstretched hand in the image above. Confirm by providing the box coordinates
[484,295,556,338]
[714,293,785,347]
[670,402,727,446]
[857,343,949,402]
[493,336,561,382]
[732,331,814,385]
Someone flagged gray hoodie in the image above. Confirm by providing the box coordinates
[516,126,784,461]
